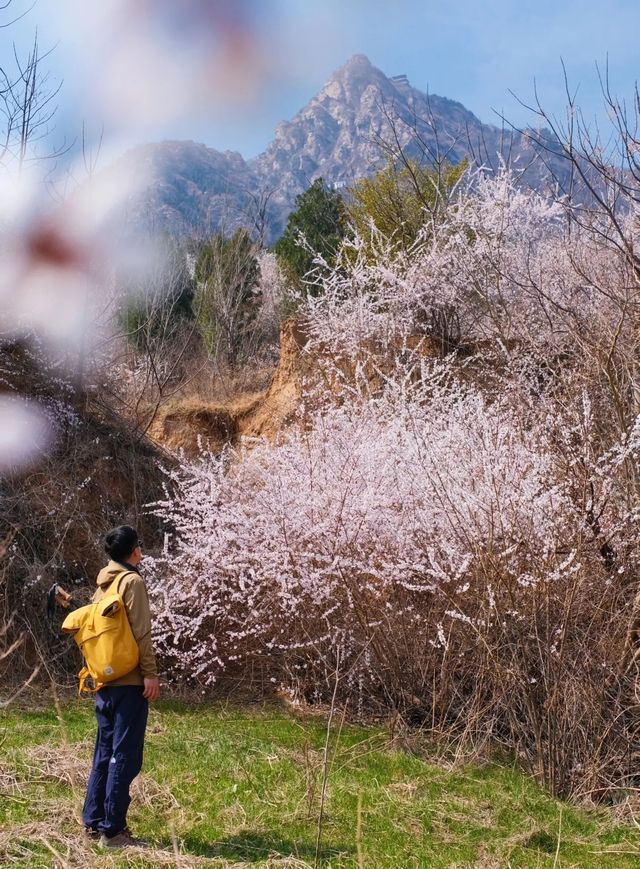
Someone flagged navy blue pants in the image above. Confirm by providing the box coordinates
[82,685,149,837]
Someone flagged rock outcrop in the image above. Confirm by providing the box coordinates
[148,318,446,456]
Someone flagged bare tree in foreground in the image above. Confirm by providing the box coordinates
[0,19,68,169]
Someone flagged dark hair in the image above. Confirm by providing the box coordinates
[104,525,139,562]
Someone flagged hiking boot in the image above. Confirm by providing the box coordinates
[98,827,149,849]
[83,827,100,842]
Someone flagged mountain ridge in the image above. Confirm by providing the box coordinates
[120,54,562,244]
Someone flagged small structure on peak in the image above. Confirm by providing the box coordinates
[391,74,410,88]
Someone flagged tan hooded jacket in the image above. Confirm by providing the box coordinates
[93,560,158,686]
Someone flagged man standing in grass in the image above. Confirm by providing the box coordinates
[82,525,161,850]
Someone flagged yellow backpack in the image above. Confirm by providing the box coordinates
[62,572,139,695]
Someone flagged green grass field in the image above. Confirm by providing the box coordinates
[1,700,639,867]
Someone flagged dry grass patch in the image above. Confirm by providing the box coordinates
[25,741,180,814]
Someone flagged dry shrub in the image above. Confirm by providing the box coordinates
[0,338,169,684]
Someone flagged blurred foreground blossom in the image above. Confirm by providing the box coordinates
[0,159,152,347]
[68,0,268,128]
[0,395,51,470]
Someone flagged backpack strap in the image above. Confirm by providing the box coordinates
[106,570,132,597]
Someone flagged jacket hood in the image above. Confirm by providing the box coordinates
[96,560,138,589]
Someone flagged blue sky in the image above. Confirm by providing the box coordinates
[3,0,639,161]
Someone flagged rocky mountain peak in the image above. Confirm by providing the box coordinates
[334,53,376,78]
[326,53,378,87]
[316,53,395,106]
